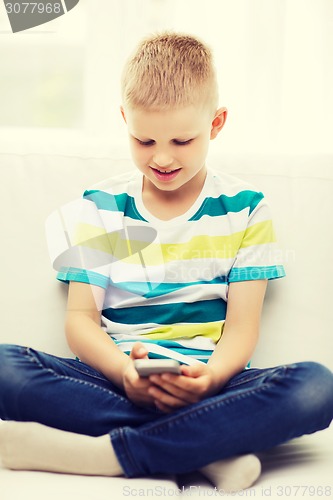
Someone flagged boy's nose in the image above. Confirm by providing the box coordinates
[152,151,173,168]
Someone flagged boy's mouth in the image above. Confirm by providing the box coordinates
[150,167,181,181]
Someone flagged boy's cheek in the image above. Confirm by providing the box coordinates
[131,144,148,161]
[129,146,145,165]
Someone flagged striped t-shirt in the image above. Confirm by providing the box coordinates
[50,168,285,365]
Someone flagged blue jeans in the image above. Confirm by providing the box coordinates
[0,344,332,477]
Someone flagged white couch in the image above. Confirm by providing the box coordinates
[1,151,332,499]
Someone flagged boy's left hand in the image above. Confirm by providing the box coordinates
[148,363,221,413]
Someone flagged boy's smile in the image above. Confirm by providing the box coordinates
[121,105,227,201]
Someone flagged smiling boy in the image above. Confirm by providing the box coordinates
[122,105,225,220]
[0,32,332,493]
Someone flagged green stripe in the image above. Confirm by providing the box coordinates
[190,190,264,220]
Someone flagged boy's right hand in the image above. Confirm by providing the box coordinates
[122,343,157,409]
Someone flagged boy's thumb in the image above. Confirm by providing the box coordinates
[130,342,148,360]
[181,363,205,378]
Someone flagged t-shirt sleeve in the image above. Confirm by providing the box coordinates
[227,192,285,283]
[46,190,113,289]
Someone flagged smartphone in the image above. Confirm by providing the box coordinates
[134,359,181,377]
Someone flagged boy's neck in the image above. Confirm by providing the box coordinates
[141,168,207,221]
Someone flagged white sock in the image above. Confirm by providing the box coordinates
[200,454,261,493]
[0,421,123,476]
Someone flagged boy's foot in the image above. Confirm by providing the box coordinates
[0,420,123,476]
[0,420,261,489]
[200,454,261,493]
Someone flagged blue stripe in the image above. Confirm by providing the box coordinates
[83,190,147,221]
[228,265,286,282]
[57,267,110,288]
[104,299,227,325]
[190,190,264,221]
[110,276,228,298]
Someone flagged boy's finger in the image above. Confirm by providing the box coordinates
[181,363,206,378]
[149,386,188,409]
[130,342,148,360]
[150,375,199,403]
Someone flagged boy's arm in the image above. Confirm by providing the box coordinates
[65,282,160,408]
[65,281,176,408]
[65,281,129,389]
[207,279,268,386]
[147,280,268,412]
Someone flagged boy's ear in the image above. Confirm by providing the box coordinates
[210,107,227,139]
[120,106,127,123]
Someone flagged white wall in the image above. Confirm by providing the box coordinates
[0,0,332,158]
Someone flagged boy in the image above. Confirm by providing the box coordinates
[0,32,332,493]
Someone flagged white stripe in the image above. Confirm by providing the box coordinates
[114,342,205,365]
[233,242,284,268]
[109,257,235,285]
[110,333,216,350]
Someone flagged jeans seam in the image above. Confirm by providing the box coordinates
[137,368,290,437]
[26,347,108,383]
[113,380,282,476]
[25,347,131,405]
[225,372,267,388]
[111,428,142,477]
[225,365,291,389]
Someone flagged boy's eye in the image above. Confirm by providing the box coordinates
[136,139,155,146]
[135,138,193,146]
[173,139,193,146]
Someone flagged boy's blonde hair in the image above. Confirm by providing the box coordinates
[121,32,218,114]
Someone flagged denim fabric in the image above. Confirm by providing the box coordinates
[0,344,332,477]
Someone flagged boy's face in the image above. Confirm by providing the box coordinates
[121,104,226,196]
